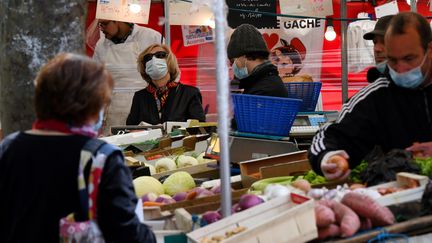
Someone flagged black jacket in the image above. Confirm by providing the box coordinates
[126,83,206,125]
[308,76,432,175]
[0,132,155,243]
[239,61,288,98]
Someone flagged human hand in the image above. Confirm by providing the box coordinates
[321,150,351,181]
[406,142,432,158]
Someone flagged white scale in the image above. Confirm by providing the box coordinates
[289,114,328,136]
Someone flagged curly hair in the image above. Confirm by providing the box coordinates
[34,53,113,126]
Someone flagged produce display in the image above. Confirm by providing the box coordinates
[153,152,210,173]
[315,192,395,240]
[199,226,247,243]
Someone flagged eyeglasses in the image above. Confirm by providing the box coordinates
[143,51,168,63]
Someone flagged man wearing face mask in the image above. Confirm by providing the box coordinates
[308,12,432,181]
[126,44,205,125]
[227,24,288,97]
[93,20,162,134]
[364,15,394,83]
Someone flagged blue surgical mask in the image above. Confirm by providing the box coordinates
[388,53,428,89]
[92,109,104,132]
[376,61,387,73]
[146,56,168,80]
[232,58,249,79]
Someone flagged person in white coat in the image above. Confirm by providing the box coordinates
[93,20,163,134]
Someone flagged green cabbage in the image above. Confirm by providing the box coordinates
[163,171,196,196]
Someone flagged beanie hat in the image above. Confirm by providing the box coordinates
[227,24,269,60]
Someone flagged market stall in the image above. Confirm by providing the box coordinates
[86,0,432,242]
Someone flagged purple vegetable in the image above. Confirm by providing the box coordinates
[201,211,222,224]
[210,185,221,194]
[196,189,214,198]
[232,203,242,213]
[238,194,264,211]
[155,195,176,204]
[172,192,188,202]
[210,185,233,194]
[141,192,157,202]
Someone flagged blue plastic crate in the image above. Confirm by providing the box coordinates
[232,94,302,136]
[284,82,322,112]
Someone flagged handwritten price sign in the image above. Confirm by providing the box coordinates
[96,0,151,24]
[280,0,333,18]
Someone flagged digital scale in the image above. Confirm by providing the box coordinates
[289,111,338,137]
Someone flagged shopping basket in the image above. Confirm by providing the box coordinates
[284,82,322,112]
[232,94,302,136]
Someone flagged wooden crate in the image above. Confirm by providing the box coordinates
[239,150,309,187]
[187,194,317,243]
[150,160,220,180]
[143,188,248,220]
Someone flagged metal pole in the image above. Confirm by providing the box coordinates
[341,0,348,103]
[410,0,417,12]
[164,0,171,47]
[213,0,232,217]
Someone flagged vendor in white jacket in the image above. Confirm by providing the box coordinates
[93,20,162,134]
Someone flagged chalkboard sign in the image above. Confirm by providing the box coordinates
[226,0,277,29]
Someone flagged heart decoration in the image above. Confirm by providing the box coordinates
[262,33,279,50]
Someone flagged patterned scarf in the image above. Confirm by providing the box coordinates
[146,81,179,111]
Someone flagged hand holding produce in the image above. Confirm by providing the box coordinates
[321,151,351,180]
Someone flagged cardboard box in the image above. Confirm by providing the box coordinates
[187,193,317,243]
[239,150,310,187]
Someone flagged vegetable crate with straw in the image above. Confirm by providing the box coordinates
[284,82,322,112]
[232,94,302,136]
[187,193,317,243]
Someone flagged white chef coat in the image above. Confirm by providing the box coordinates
[93,24,162,135]
[347,20,376,73]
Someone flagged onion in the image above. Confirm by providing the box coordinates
[201,211,222,224]
[196,189,214,198]
[141,192,158,202]
[155,194,176,204]
[210,184,221,194]
[238,194,264,211]
[172,192,188,202]
[291,179,311,193]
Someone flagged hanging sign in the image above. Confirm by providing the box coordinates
[258,17,325,82]
[169,0,214,26]
[181,26,214,47]
[226,0,277,29]
[375,1,399,19]
[95,0,151,24]
[279,0,333,18]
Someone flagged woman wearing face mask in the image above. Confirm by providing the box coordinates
[0,53,156,242]
[227,24,288,98]
[126,44,206,125]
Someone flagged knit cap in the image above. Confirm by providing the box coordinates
[227,24,269,60]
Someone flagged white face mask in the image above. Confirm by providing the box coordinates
[145,56,168,80]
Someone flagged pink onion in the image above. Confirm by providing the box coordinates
[196,189,214,198]
[141,192,158,202]
[210,185,221,194]
[172,192,188,202]
[155,194,176,204]
[201,211,222,224]
[238,194,264,211]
